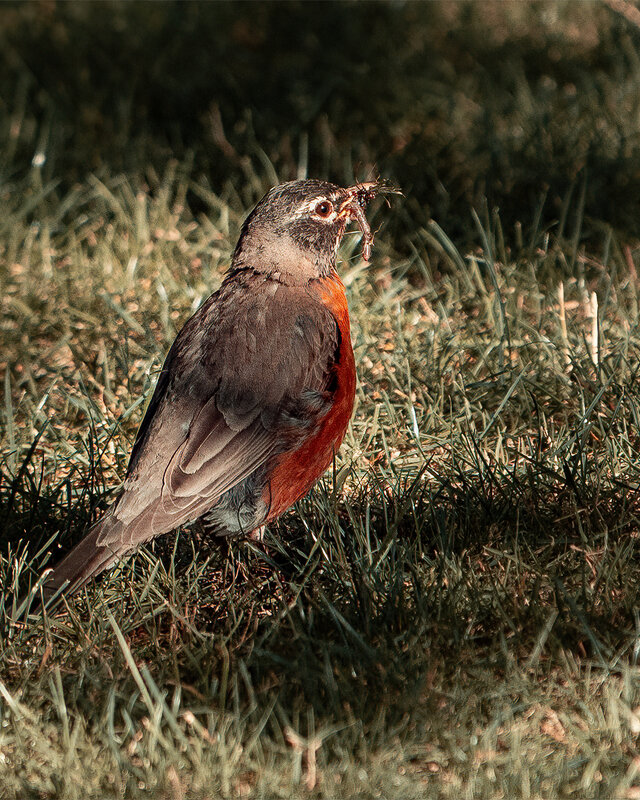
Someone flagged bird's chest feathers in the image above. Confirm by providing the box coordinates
[313,270,351,338]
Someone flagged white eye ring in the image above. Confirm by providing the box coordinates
[313,199,334,219]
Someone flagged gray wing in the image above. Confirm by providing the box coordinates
[44,275,340,595]
[105,277,340,545]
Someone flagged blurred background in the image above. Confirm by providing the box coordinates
[2,0,640,248]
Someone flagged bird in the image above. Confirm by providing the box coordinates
[36,178,392,603]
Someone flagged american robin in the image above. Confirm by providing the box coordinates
[42,178,390,599]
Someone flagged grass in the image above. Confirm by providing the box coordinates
[3,2,640,798]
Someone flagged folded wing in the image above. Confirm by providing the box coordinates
[44,275,340,595]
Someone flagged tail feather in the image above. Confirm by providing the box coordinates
[16,517,129,619]
[42,523,124,599]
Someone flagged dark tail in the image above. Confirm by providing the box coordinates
[17,513,129,618]
[42,523,122,599]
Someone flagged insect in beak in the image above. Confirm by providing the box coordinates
[339,181,401,261]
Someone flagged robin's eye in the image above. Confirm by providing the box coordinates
[314,200,334,218]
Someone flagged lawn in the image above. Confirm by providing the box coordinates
[3,2,640,798]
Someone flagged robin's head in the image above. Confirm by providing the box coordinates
[232,179,390,283]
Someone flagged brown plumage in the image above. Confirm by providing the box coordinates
[41,178,393,600]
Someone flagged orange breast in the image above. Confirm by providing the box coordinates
[263,270,356,522]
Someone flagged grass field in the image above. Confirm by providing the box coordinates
[3,2,640,798]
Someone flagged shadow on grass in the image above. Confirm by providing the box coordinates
[3,446,639,731]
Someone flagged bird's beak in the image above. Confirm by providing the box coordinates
[337,182,379,262]
[338,181,400,262]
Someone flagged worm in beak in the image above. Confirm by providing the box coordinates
[339,181,401,261]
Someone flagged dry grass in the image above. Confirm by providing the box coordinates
[3,2,640,798]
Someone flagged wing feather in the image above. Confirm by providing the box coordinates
[94,276,341,553]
